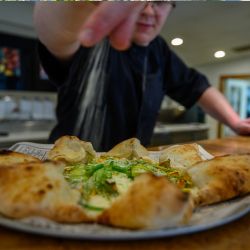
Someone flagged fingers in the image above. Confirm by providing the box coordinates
[234,120,250,135]
[78,2,145,50]
[243,118,250,123]
[108,7,141,50]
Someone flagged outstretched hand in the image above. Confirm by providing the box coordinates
[231,118,250,135]
[78,2,146,50]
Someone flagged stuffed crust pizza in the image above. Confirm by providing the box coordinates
[0,136,249,230]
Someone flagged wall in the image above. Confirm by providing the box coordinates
[197,55,250,138]
[0,2,35,38]
[1,2,250,139]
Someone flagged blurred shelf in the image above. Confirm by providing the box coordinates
[151,123,209,146]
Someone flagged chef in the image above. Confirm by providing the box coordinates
[34,2,250,151]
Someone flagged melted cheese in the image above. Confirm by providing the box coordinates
[84,172,132,216]
[111,172,132,194]
[88,194,111,209]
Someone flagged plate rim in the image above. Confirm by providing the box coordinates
[0,197,249,241]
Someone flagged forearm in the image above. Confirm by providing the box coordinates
[198,87,240,129]
[34,2,95,60]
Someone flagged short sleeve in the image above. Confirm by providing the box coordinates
[164,46,211,108]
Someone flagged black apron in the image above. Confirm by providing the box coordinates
[136,64,165,146]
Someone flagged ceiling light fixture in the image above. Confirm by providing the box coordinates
[214,50,226,58]
[171,38,183,46]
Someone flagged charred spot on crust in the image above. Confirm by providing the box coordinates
[0,150,13,155]
[25,166,33,171]
[239,178,245,185]
[46,183,53,190]
[178,191,189,202]
[37,189,46,195]
[98,212,110,224]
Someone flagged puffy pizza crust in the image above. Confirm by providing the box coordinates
[0,161,193,229]
[0,150,41,167]
[0,161,90,222]
[159,144,205,170]
[105,138,149,159]
[98,173,193,229]
[48,135,96,164]
[188,154,250,206]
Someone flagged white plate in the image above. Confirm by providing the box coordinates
[0,195,249,240]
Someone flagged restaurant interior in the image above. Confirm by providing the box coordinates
[0,1,249,147]
[0,2,250,249]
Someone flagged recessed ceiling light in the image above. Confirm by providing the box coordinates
[214,50,226,58]
[171,38,183,46]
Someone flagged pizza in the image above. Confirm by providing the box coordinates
[0,136,249,230]
[0,150,41,166]
[187,154,250,206]
[159,144,206,170]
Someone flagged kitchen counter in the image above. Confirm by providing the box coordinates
[154,122,209,133]
[0,136,250,250]
[0,120,55,149]
[151,123,209,146]
[0,131,50,149]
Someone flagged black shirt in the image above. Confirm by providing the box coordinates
[38,36,210,151]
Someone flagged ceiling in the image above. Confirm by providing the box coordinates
[0,2,250,68]
[161,1,250,67]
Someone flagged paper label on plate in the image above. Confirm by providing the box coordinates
[10,142,53,160]
[9,142,213,161]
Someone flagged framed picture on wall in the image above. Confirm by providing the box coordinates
[0,47,22,90]
[0,32,56,92]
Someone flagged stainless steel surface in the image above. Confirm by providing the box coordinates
[151,123,209,146]
[0,120,55,133]
[0,120,56,149]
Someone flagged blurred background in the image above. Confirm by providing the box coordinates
[0,1,249,147]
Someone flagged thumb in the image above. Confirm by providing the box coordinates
[79,2,145,50]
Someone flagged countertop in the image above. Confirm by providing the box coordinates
[153,123,209,133]
[0,136,250,250]
[151,123,209,146]
[0,131,50,144]
[0,120,54,148]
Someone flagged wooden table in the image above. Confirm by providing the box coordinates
[1,136,250,250]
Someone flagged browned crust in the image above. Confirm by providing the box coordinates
[98,173,193,229]
[0,161,92,222]
[0,160,193,228]
[47,135,96,164]
[105,138,149,159]
[159,144,206,169]
[188,154,250,206]
[0,150,41,167]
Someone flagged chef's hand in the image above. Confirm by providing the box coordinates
[79,2,146,50]
[34,2,146,59]
[231,118,250,135]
